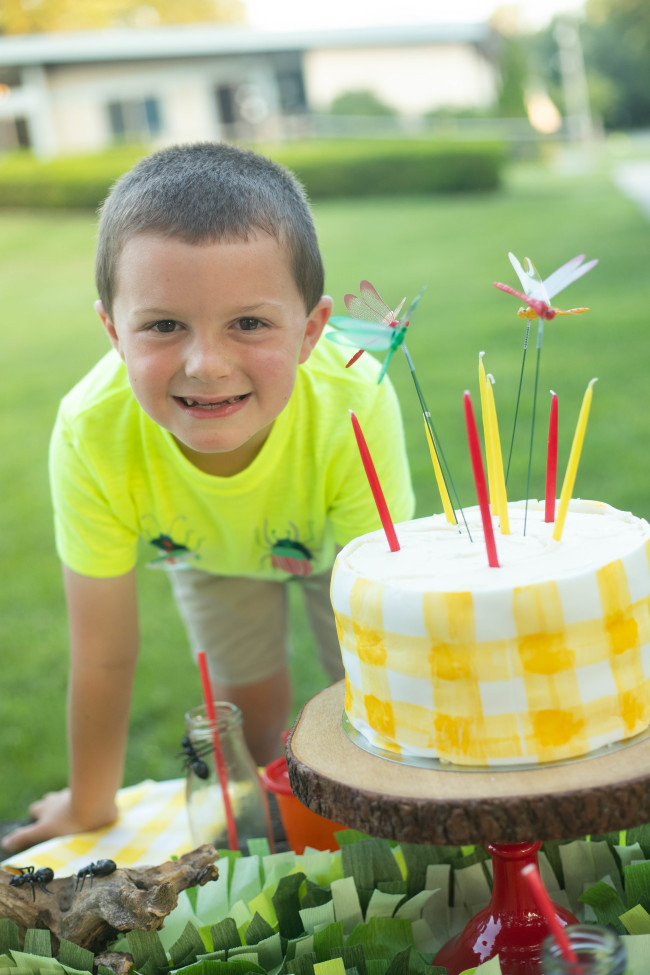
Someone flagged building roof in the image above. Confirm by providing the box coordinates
[0,21,494,67]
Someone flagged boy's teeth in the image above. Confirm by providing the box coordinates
[181,395,243,407]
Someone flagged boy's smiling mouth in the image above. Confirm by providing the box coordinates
[175,393,250,410]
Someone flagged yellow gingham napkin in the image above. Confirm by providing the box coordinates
[2,779,193,878]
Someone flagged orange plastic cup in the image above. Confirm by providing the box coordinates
[262,755,347,853]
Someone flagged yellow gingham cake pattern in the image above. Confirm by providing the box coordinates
[333,540,650,767]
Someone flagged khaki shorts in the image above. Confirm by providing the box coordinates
[168,566,344,687]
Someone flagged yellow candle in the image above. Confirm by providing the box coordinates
[486,375,510,534]
[424,417,456,524]
[479,352,498,515]
[553,378,597,542]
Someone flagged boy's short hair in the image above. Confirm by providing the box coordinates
[96,142,324,317]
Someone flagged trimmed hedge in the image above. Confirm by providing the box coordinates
[266,138,507,198]
[0,146,145,209]
[0,138,506,209]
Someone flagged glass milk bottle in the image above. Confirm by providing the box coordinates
[184,702,272,854]
[542,925,626,975]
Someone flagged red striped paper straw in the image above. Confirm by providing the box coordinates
[197,651,238,850]
[521,863,578,963]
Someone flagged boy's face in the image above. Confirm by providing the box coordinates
[97,232,331,476]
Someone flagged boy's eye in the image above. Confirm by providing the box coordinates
[150,320,180,333]
[236,317,265,332]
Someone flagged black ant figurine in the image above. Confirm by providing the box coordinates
[177,734,212,779]
[8,865,54,901]
[75,858,117,891]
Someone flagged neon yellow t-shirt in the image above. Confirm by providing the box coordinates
[50,338,415,579]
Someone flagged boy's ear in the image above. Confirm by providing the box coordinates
[299,296,333,364]
[95,299,124,359]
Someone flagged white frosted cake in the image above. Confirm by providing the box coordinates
[331,499,650,767]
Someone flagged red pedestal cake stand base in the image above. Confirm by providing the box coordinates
[432,842,577,975]
[286,682,650,975]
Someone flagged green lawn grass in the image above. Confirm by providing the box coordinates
[1,155,649,823]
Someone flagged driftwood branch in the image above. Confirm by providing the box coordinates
[0,844,219,957]
[93,950,136,975]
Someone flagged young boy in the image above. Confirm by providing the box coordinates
[3,142,414,853]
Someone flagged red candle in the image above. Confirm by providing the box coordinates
[350,410,400,552]
[197,651,239,851]
[545,391,558,523]
[463,391,499,568]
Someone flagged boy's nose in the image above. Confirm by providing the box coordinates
[185,334,232,380]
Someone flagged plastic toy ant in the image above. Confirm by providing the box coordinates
[75,858,117,891]
[7,865,54,901]
[177,734,212,780]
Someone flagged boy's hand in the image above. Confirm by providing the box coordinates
[1,788,118,853]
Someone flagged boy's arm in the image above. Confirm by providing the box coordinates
[2,566,139,852]
[66,565,140,826]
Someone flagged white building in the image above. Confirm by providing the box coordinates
[0,22,499,158]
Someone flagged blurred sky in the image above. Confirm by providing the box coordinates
[245,0,586,32]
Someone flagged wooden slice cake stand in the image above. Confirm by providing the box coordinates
[286,681,650,975]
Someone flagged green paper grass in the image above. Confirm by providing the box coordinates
[168,922,206,968]
[313,922,344,961]
[208,916,240,954]
[22,933,50,960]
[624,860,650,909]
[300,902,336,936]
[620,904,650,935]
[245,914,276,946]
[273,873,308,940]
[8,953,62,973]
[58,942,93,974]
[314,958,346,975]
[579,880,627,934]
[0,922,20,957]
[287,954,316,975]
[126,930,168,972]
[12,830,650,975]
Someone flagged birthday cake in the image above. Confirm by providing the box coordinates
[331,498,650,767]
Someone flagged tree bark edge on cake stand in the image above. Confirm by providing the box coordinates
[286,681,650,846]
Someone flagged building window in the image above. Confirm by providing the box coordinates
[215,83,269,128]
[0,66,21,89]
[107,97,162,142]
[0,117,30,151]
[276,69,307,114]
[216,84,237,125]
[15,117,30,147]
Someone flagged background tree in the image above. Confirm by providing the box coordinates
[0,0,244,35]
[533,0,650,130]
[581,0,650,129]
[328,90,397,117]
[494,35,529,117]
